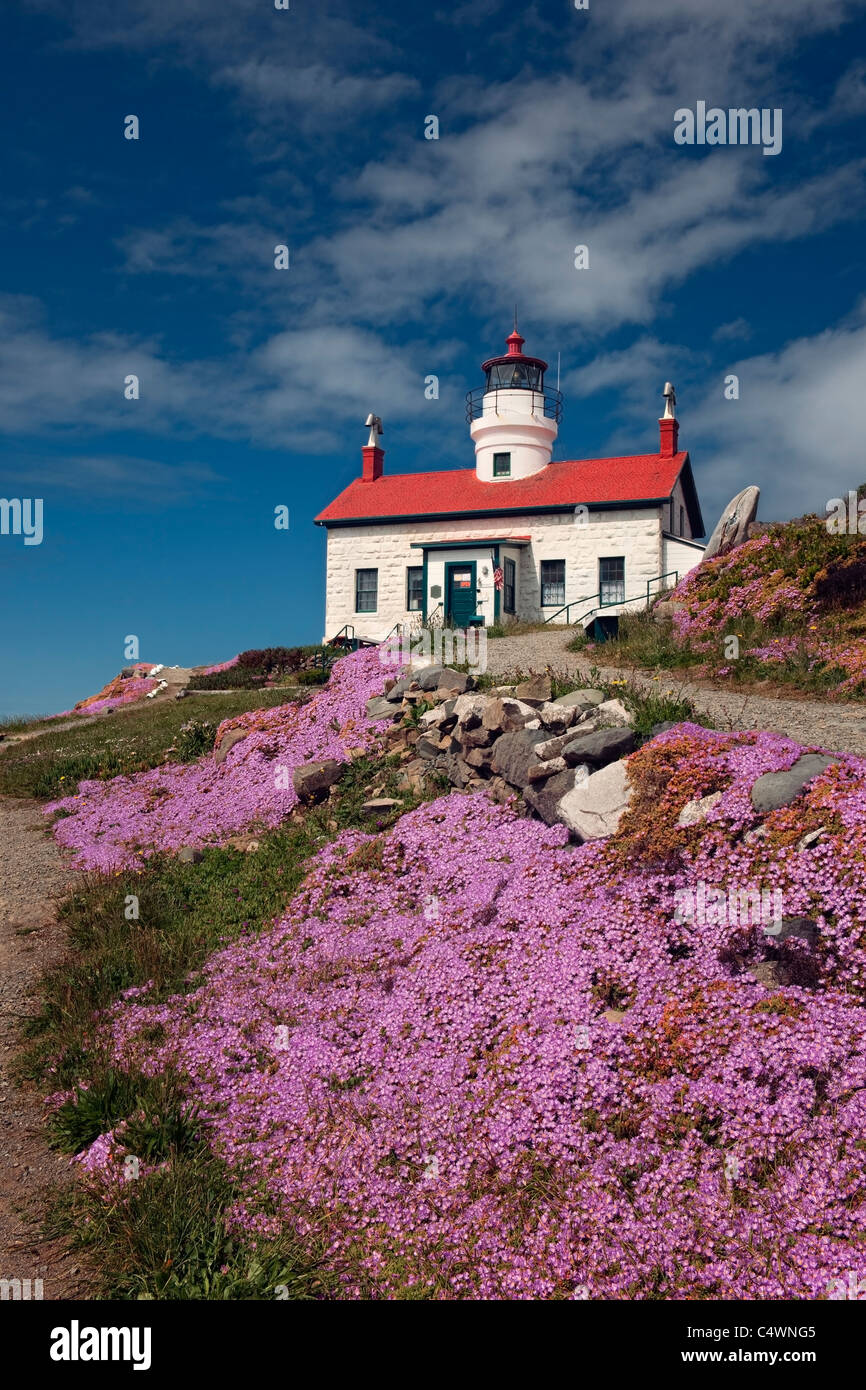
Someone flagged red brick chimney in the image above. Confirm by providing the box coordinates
[659,381,679,457]
[362,414,384,482]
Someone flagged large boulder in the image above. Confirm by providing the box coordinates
[556,758,633,841]
[489,728,548,789]
[562,726,635,768]
[702,485,760,562]
[750,754,837,813]
[292,759,347,802]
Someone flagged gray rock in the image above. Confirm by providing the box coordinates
[515,674,552,706]
[747,960,790,988]
[556,758,632,840]
[416,734,441,760]
[554,688,605,709]
[366,695,400,721]
[534,733,571,761]
[179,846,203,863]
[775,917,819,949]
[535,701,578,732]
[527,755,568,783]
[595,698,633,728]
[703,485,760,562]
[213,729,247,765]
[677,790,723,827]
[120,666,137,678]
[652,600,687,623]
[650,721,679,737]
[292,758,347,801]
[489,728,548,789]
[464,746,495,770]
[436,668,472,694]
[460,725,495,750]
[563,727,635,768]
[524,768,582,825]
[414,665,445,691]
[750,755,837,813]
[361,797,401,815]
[797,826,826,851]
[174,689,189,700]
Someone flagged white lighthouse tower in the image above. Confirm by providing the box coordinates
[467,324,561,482]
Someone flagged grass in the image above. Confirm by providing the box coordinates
[0,689,303,799]
[18,742,431,1299]
[46,1114,336,1300]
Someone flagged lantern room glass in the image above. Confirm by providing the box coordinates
[485,361,543,391]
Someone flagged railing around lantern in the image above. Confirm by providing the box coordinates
[465,385,563,425]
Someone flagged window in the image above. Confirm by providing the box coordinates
[503,557,516,614]
[355,568,378,613]
[599,557,625,606]
[406,566,424,611]
[540,559,565,607]
[680,505,685,536]
[493,452,511,477]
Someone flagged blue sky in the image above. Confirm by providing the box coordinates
[3,0,866,715]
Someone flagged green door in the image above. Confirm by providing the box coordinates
[445,561,477,627]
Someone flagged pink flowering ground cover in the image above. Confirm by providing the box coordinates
[78,726,866,1299]
[45,647,400,871]
[665,520,866,694]
[199,656,239,676]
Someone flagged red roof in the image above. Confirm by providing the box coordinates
[316,453,693,525]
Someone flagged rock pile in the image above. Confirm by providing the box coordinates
[365,665,640,842]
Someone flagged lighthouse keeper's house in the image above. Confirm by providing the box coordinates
[315,327,705,641]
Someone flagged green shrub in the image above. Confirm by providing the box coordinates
[297,669,328,686]
[175,718,216,761]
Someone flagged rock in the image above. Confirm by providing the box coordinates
[488,776,512,804]
[603,1009,627,1023]
[750,755,837,814]
[595,698,633,728]
[385,675,412,703]
[797,826,826,851]
[292,759,347,802]
[443,753,472,789]
[361,797,401,816]
[536,702,578,732]
[464,746,495,770]
[491,685,517,697]
[366,695,399,721]
[489,728,548,789]
[452,693,489,728]
[416,734,440,760]
[174,689,189,700]
[179,847,203,863]
[553,688,605,709]
[481,697,539,733]
[213,729,247,765]
[556,758,632,841]
[436,668,472,694]
[563,727,635,769]
[415,666,445,691]
[515,674,553,706]
[652,600,687,623]
[120,666,137,678]
[524,768,579,824]
[534,734,571,761]
[527,755,568,782]
[650,721,679,737]
[702,485,760,562]
[747,960,790,988]
[460,725,495,750]
[775,917,819,949]
[677,790,723,828]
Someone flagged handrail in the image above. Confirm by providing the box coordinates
[544,571,680,629]
[426,602,444,626]
[465,385,563,426]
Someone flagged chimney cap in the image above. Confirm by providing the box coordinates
[364,413,383,447]
[661,382,677,419]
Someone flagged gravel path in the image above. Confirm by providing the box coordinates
[485,630,866,755]
[0,796,92,1298]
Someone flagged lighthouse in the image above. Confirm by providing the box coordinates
[466,324,562,482]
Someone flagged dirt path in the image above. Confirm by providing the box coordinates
[486,630,866,754]
[0,796,92,1299]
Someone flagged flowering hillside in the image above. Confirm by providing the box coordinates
[667,517,866,694]
[76,725,866,1299]
[45,647,399,871]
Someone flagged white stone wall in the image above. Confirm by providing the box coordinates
[322,507,692,638]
